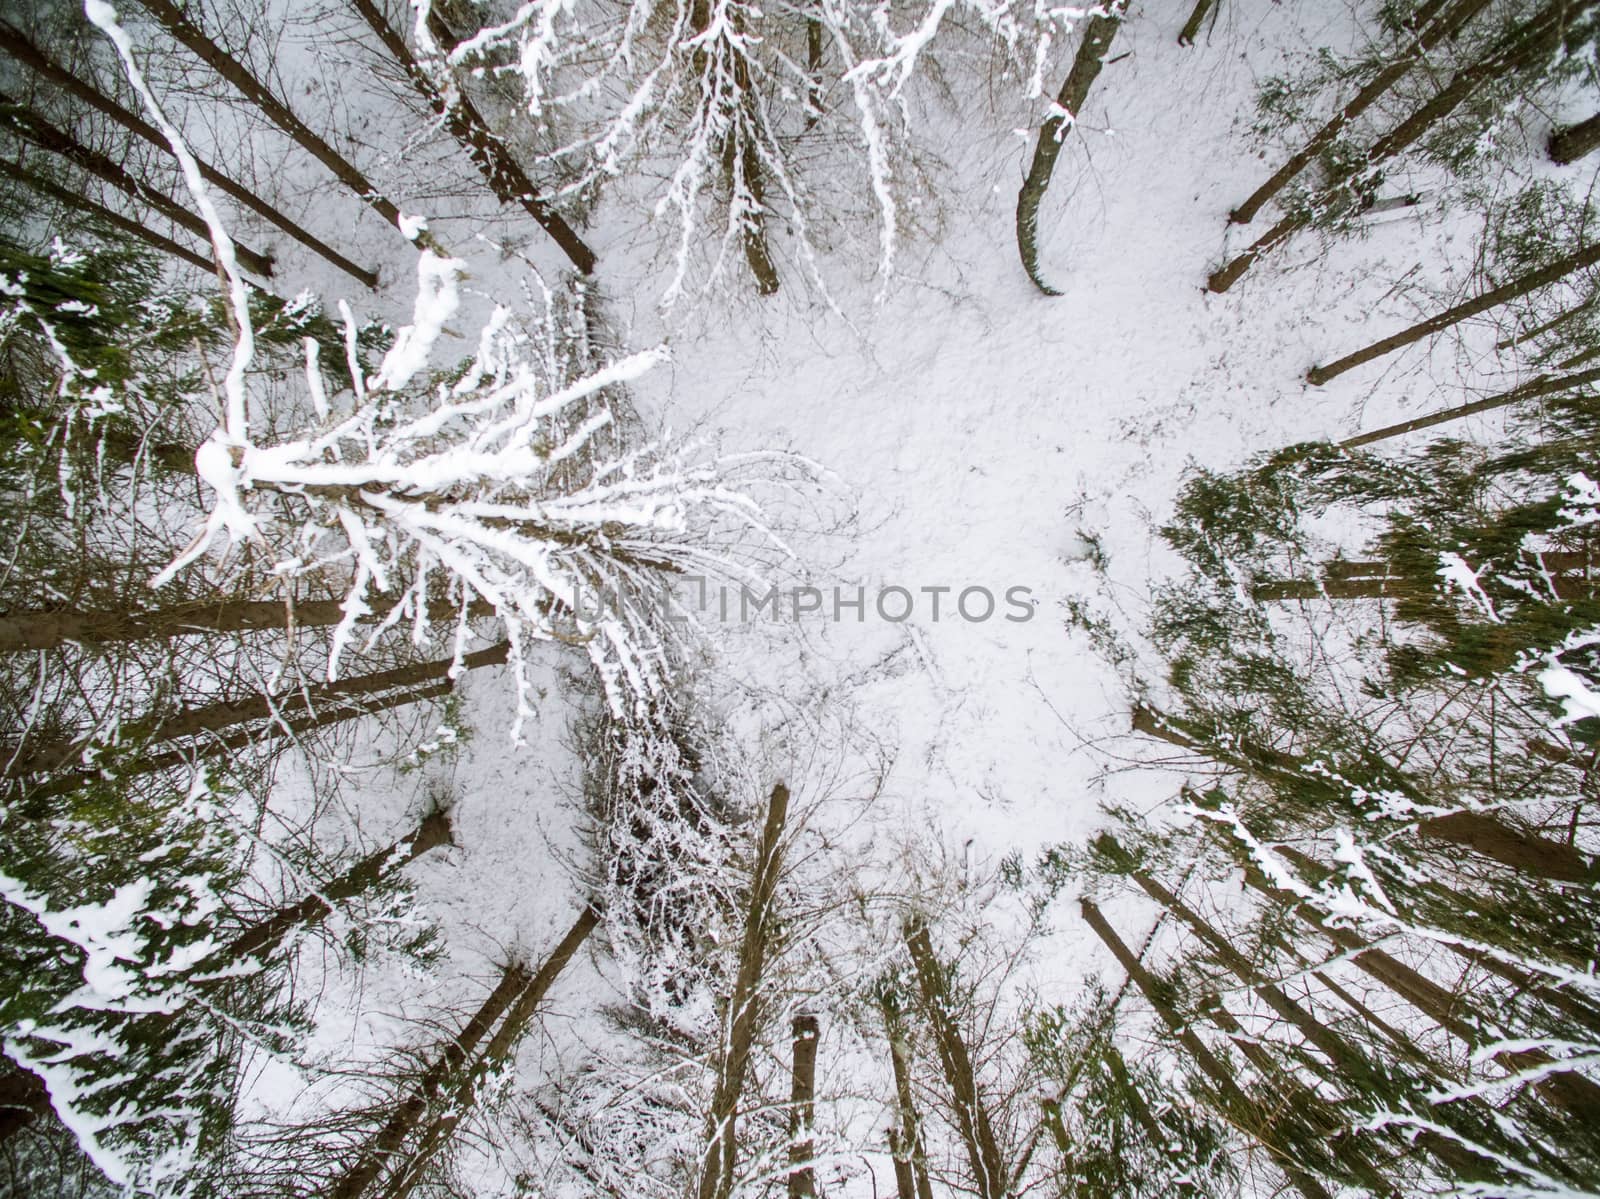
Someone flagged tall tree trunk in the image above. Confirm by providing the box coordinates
[0,89,275,276]
[1337,364,1600,449]
[729,116,780,295]
[1078,898,1335,1199]
[135,0,418,242]
[216,809,454,968]
[1309,234,1600,383]
[1209,0,1572,292]
[901,914,1007,1199]
[787,1013,818,1199]
[1177,0,1219,46]
[375,904,601,1199]
[697,784,791,1199]
[880,990,935,1199]
[6,641,510,780]
[0,19,377,287]
[805,19,825,127]
[1228,0,1484,223]
[1549,110,1600,163]
[0,592,495,654]
[1249,553,1598,602]
[1015,2,1129,295]
[344,0,594,274]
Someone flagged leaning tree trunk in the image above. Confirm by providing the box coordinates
[0,89,274,276]
[1209,0,1571,292]
[375,904,601,1199]
[345,0,594,274]
[787,1014,819,1199]
[216,809,454,968]
[1337,364,1600,449]
[135,0,419,242]
[1309,234,1600,383]
[0,592,496,654]
[6,640,510,781]
[1177,0,1219,46]
[880,989,935,1199]
[1228,0,1484,223]
[1550,111,1600,163]
[1078,899,1335,1199]
[698,784,791,1199]
[0,155,240,282]
[901,914,1007,1199]
[1015,1,1129,295]
[0,19,377,287]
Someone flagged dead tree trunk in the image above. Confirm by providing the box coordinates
[1177,0,1219,46]
[697,783,791,1199]
[6,641,510,780]
[217,809,454,968]
[1228,0,1484,223]
[1015,1,1128,295]
[1338,364,1600,449]
[1209,0,1571,292]
[1309,235,1600,383]
[787,1014,819,1199]
[880,989,935,1199]
[0,90,275,276]
[902,914,1007,1199]
[0,19,377,287]
[135,0,417,242]
[1078,898,1335,1199]
[0,155,239,282]
[1549,110,1600,163]
[345,0,595,274]
[375,904,601,1199]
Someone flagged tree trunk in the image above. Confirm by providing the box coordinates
[0,155,231,282]
[0,90,274,277]
[1209,0,1571,292]
[880,991,935,1199]
[697,784,791,1199]
[216,809,454,968]
[375,904,601,1199]
[1078,898,1335,1199]
[1310,236,1600,384]
[1228,0,1483,223]
[1249,552,1598,602]
[805,19,825,127]
[730,118,780,295]
[1338,363,1600,448]
[0,19,377,287]
[902,914,1007,1199]
[0,1066,50,1145]
[6,641,510,780]
[1549,110,1600,163]
[1177,0,1219,46]
[345,0,594,274]
[135,0,416,241]
[1015,2,1128,295]
[0,592,495,654]
[787,1013,818,1199]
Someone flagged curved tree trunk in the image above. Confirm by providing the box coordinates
[1015,2,1128,295]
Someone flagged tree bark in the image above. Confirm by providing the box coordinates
[1228,0,1483,223]
[375,904,601,1199]
[135,0,417,241]
[0,155,232,282]
[1209,0,1572,292]
[0,89,275,276]
[787,1013,818,1199]
[1177,0,1219,46]
[1079,898,1335,1199]
[880,991,935,1199]
[345,0,594,274]
[1015,2,1128,295]
[216,809,454,968]
[902,913,1007,1199]
[0,1066,50,1145]
[1309,235,1600,384]
[0,19,377,287]
[1337,364,1600,448]
[1549,110,1600,163]
[697,784,791,1199]
[5,641,509,780]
